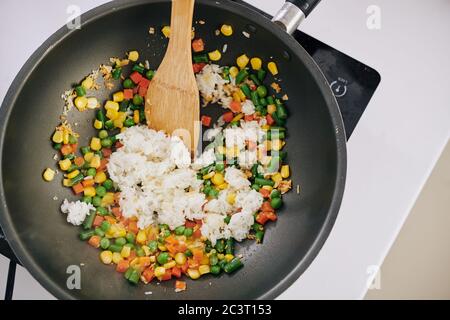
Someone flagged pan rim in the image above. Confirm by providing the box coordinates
[0,0,346,300]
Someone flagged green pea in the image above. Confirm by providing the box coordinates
[103,179,114,191]
[208,188,219,198]
[86,168,97,177]
[185,249,193,257]
[132,94,143,106]
[126,232,136,244]
[104,120,114,130]
[101,138,112,148]
[211,265,221,275]
[148,240,158,253]
[100,220,111,232]
[257,85,268,98]
[270,190,281,199]
[115,237,127,246]
[92,196,102,207]
[98,130,108,139]
[53,143,62,150]
[96,207,108,216]
[270,197,283,209]
[100,238,110,249]
[209,254,219,266]
[109,244,123,253]
[80,146,90,155]
[123,118,135,127]
[123,78,134,89]
[163,229,171,238]
[215,163,225,172]
[184,228,193,237]
[146,70,155,80]
[175,226,186,236]
[82,196,92,204]
[94,227,105,237]
[96,186,107,197]
[157,252,170,265]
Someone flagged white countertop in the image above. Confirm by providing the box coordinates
[1,0,449,300]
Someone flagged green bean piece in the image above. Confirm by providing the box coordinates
[210,265,221,275]
[112,67,122,79]
[96,109,106,123]
[252,223,263,232]
[100,220,111,232]
[123,118,135,127]
[64,153,75,160]
[240,84,252,98]
[267,156,281,173]
[175,225,186,236]
[101,138,113,148]
[255,230,265,243]
[119,100,129,111]
[132,64,145,74]
[193,54,209,63]
[75,85,86,97]
[251,184,260,191]
[80,146,90,155]
[224,216,231,224]
[68,135,78,144]
[271,197,283,209]
[127,269,140,284]
[94,227,105,237]
[257,68,267,82]
[225,238,234,255]
[218,259,227,270]
[124,267,133,280]
[270,189,281,199]
[255,177,275,187]
[95,186,107,197]
[275,99,288,119]
[79,230,94,241]
[148,240,158,253]
[235,69,249,84]
[70,173,84,186]
[223,257,243,273]
[250,74,261,86]
[82,211,96,230]
[82,196,92,204]
[104,120,114,130]
[133,94,143,106]
[251,91,260,107]
[215,239,225,253]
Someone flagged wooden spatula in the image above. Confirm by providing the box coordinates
[145,0,199,153]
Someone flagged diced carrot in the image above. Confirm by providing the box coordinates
[82,179,95,187]
[192,229,202,239]
[72,183,84,195]
[104,216,117,224]
[133,86,139,94]
[256,212,269,225]
[102,148,112,158]
[261,201,274,213]
[88,235,101,248]
[181,261,189,273]
[139,77,150,89]
[123,89,133,100]
[93,215,104,228]
[244,114,255,122]
[74,156,84,167]
[175,280,187,291]
[128,220,138,234]
[172,267,182,278]
[192,248,203,263]
[116,260,130,273]
[142,267,154,282]
[60,144,73,156]
[265,211,277,222]
[192,38,205,52]
[266,114,275,125]
[176,243,187,253]
[127,251,137,262]
[114,192,121,204]
[139,257,152,268]
[187,258,199,269]
[222,111,234,123]
[201,115,212,127]
[111,207,122,219]
[185,220,197,228]
[97,158,108,172]
[138,85,147,97]
[229,101,242,113]
[115,141,123,149]
[130,71,143,84]
[165,235,179,245]
[193,63,206,73]
[259,188,270,198]
[161,269,172,281]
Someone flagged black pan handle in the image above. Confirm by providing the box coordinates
[272,0,322,34]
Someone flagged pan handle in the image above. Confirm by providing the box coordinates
[272,0,322,34]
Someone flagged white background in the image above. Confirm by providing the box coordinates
[0,0,449,299]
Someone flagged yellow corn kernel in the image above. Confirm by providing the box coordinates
[200,255,209,265]
[120,245,131,258]
[113,91,124,102]
[271,173,283,184]
[83,186,96,197]
[217,253,225,260]
[84,152,94,163]
[128,50,139,62]
[100,250,113,264]
[211,173,224,186]
[52,130,63,143]
[161,26,171,38]
[267,104,277,114]
[217,182,228,190]
[264,140,272,150]
[106,109,119,120]
[232,113,244,122]
[202,171,215,180]
[90,137,101,151]
[225,254,234,262]
[81,76,94,90]
[220,24,233,36]
[114,228,126,238]
[94,171,107,184]
[250,57,262,70]
[271,139,284,151]
[142,245,151,257]
[112,252,123,264]
[175,252,187,265]
[229,66,239,78]
[150,255,156,263]
[187,269,201,280]
[217,145,226,155]
[74,96,88,111]
[262,185,273,192]
[93,119,103,130]
[226,192,236,205]
[113,118,124,129]
[268,61,279,76]
[281,165,290,178]
[164,261,177,269]
[63,179,71,187]
[237,54,249,69]
[58,158,72,171]
[105,100,119,111]
[261,124,271,130]
[133,110,140,124]
[101,192,115,206]
[62,129,69,144]
[87,97,99,110]
[199,265,210,275]
[208,50,222,62]
[158,244,167,251]
[42,168,55,182]
[90,155,101,169]
[238,89,246,102]
[154,266,166,278]
[120,127,127,133]
[67,170,80,179]
[232,92,241,102]
[136,230,147,245]
[129,258,139,268]
[117,111,127,122]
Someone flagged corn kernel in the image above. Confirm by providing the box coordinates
[81,76,94,90]
[250,57,262,70]
[101,192,115,206]
[217,183,228,190]
[238,89,246,101]
[281,165,290,178]
[136,230,147,245]
[150,255,156,263]
[74,96,88,111]
[261,124,271,130]
[208,50,222,61]
[236,54,249,69]
[100,250,113,264]
[225,254,234,262]
[202,171,215,180]
[90,155,101,169]
[52,130,63,143]
[211,173,224,186]
[113,91,124,102]
[232,113,244,122]
[93,119,103,130]
[67,170,80,179]
[63,179,71,187]
[43,168,55,182]
[128,50,139,62]
[262,185,273,192]
[217,253,225,260]
[94,171,107,184]
[155,266,166,278]
[226,192,236,205]
[164,261,177,269]
[175,252,187,265]
[161,26,171,38]
[268,61,279,76]
[201,255,210,265]
[106,109,119,120]
[105,100,119,111]
[142,245,151,257]
[220,24,233,36]
[133,110,140,124]
[271,139,284,151]
[120,245,131,258]
[113,119,124,129]
[232,92,241,102]
[158,244,167,251]
[84,152,94,163]
[87,97,99,109]
[229,66,239,78]
[117,111,127,122]
[120,127,127,133]
[62,130,70,145]
[272,173,283,184]
[112,252,123,264]
[264,140,272,150]
[187,269,201,280]
[199,265,210,275]
[90,137,101,151]
[58,158,72,171]
[84,186,96,197]
[267,104,277,114]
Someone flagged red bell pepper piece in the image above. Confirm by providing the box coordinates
[259,188,270,198]
[161,269,172,281]
[139,77,150,89]
[101,148,112,158]
[266,114,275,125]
[192,38,205,52]
[172,266,182,278]
[261,201,275,213]
[138,85,147,97]
[244,114,255,122]
[201,115,212,127]
[193,63,206,73]
[185,220,197,228]
[130,71,143,84]
[123,89,133,100]
[222,111,234,123]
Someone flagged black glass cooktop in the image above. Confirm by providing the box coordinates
[0,0,380,298]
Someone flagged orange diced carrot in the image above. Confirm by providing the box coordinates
[229,101,242,113]
[175,280,186,291]
[60,144,73,156]
[72,183,84,195]
[93,215,104,228]
[74,157,84,167]
[82,179,95,187]
[88,235,101,248]
[116,260,130,273]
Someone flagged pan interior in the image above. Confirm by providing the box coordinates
[1,0,342,299]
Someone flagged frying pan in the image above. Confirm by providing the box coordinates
[0,0,346,299]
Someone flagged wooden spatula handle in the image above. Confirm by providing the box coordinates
[166,0,195,60]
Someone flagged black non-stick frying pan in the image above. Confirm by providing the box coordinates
[0,0,346,299]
